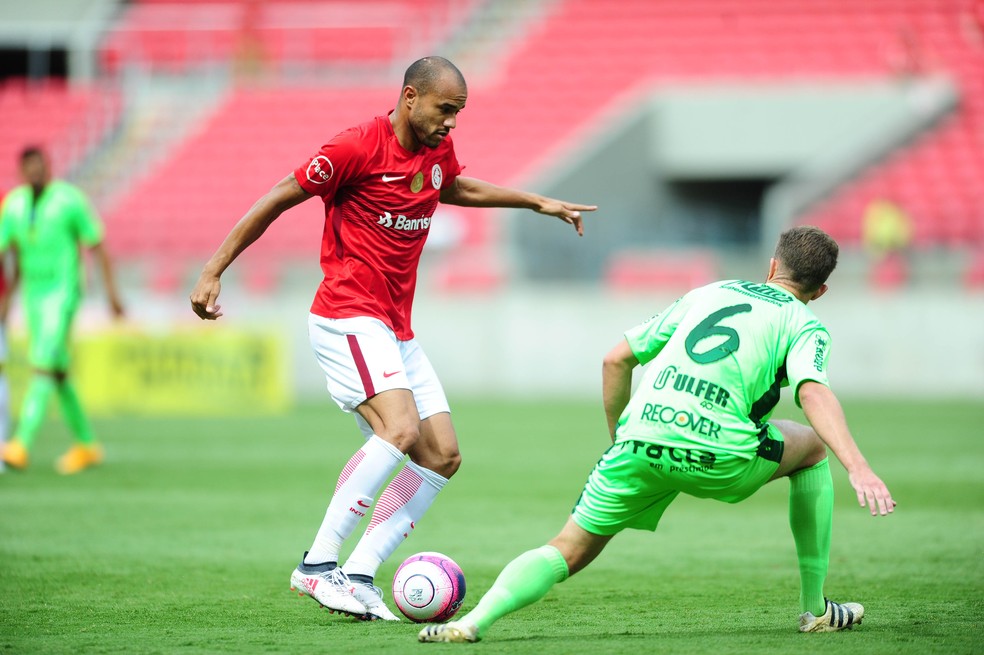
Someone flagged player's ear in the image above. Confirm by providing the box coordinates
[766,258,778,281]
[810,284,829,301]
[403,85,417,107]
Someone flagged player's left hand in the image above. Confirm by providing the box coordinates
[537,200,598,237]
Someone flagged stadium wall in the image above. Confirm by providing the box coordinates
[148,281,984,403]
[410,287,984,401]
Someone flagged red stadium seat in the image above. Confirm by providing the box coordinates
[99,0,984,275]
[0,79,121,193]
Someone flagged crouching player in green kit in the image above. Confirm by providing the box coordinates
[419,225,896,642]
[0,146,124,474]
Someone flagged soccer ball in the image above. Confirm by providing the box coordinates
[391,551,466,623]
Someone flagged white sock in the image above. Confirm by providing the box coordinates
[343,460,448,578]
[304,435,405,565]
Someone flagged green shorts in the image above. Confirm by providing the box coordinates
[571,425,783,536]
[25,290,79,371]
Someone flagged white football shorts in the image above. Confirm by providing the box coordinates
[308,314,450,434]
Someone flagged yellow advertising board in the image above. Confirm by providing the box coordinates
[5,327,290,416]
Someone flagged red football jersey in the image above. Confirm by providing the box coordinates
[294,114,462,340]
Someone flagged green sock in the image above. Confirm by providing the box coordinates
[15,375,57,449]
[462,545,569,637]
[789,458,833,616]
[56,380,95,445]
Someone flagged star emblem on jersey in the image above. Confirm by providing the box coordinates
[382,174,406,182]
[410,172,424,193]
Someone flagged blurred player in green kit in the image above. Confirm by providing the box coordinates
[0,212,10,471]
[419,225,896,643]
[0,146,124,474]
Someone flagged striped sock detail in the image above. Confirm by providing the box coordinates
[335,449,366,493]
[365,465,423,534]
[306,436,404,564]
[342,462,447,578]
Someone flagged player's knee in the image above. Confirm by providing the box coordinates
[412,447,460,478]
[806,438,828,467]
[381,422,421,453]
[437,449,461,478]
[34,368,66,383]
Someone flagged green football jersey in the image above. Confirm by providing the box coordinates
[0,180,103,297]
[616,280,831,459]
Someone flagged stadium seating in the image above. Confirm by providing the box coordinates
[492,0,984,250]
[97,0,982,289]
[100,0,475,74]
[0,78,121,193]
[103,86,393,276]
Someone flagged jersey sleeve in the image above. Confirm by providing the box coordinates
[70,185,104,246]
[786,327,832,407]
[293,129,368,199]
[623,297,686,365]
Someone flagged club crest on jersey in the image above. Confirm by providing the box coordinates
[410,172,424,193]
[306,156,333,184]
[431,164,443,189]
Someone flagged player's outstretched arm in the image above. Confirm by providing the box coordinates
[439,176,597,236]
[798,381,897,516]
[602,338,638,442]
[191,175,311,320]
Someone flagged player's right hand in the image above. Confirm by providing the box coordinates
[848,467,897,517]
[190,275,223,320]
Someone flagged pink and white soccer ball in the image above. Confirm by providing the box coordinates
[392,551,466,622]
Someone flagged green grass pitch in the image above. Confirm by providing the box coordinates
[1,398,981,654]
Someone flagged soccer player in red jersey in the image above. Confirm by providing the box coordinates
[190,57,597,620]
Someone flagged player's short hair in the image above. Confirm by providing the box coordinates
[19,145,46,163]
[773,225,839,293]
[403,56,466,95]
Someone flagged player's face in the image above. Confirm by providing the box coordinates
[20,153,50,189]
[409,76,467,149]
